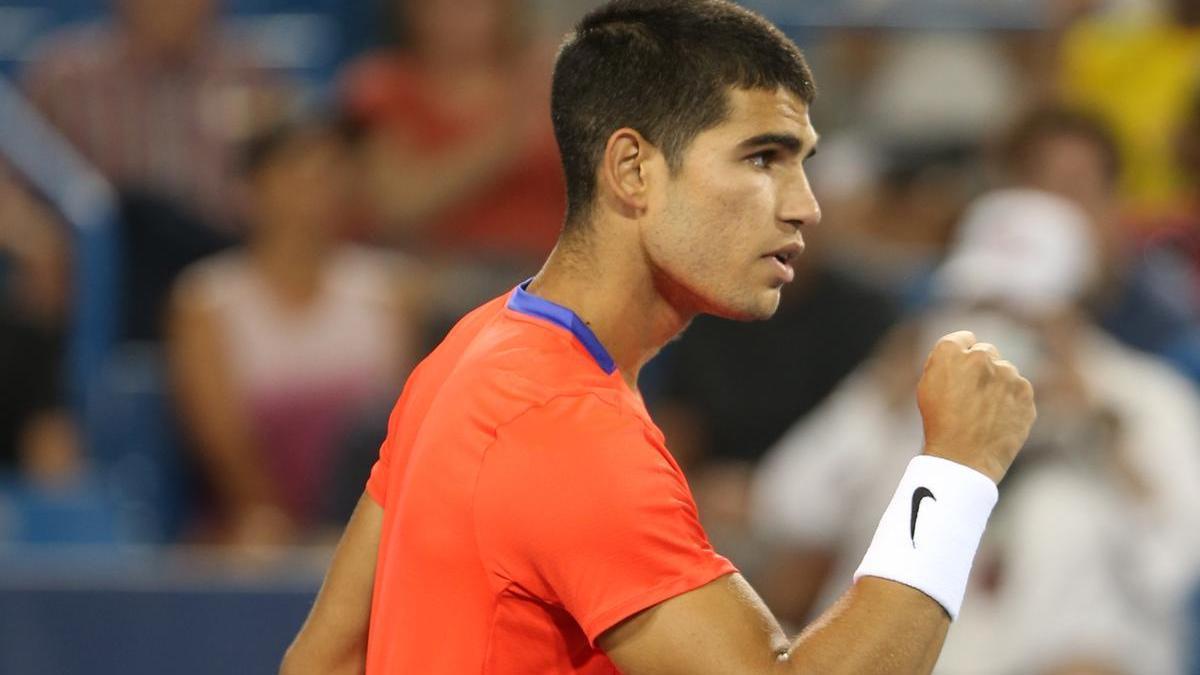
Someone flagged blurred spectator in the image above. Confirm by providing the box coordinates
[20,0,292,232]
[340,0,565,262]
[20,0,295,344]
[818,140,979,306]
[999,105,1200,383]
[751,190,1200,674]
[858,33,1022,148]
[167,116,421,547]
[1058,0,1200,227]
[0,167,81,488]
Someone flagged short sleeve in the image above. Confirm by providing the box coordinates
[365,362,424,505]
[474,394,736,644]
[365,438,391,505]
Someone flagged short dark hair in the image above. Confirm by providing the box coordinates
[1001,106,1122,187]
[551,0,816,227]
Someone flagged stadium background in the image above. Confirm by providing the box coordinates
[1,0,1199,672]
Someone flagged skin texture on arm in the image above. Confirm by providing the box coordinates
[280,493,382,675]
[600,573,948,675]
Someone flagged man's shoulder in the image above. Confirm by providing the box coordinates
[431,294,616,388]
[409,294,646,430]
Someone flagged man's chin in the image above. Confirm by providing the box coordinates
[710,289,781,322]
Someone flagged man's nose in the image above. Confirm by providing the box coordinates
[779,171,821,230]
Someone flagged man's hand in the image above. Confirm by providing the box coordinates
[917,330,1037,483]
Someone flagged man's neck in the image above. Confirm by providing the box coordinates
[526,229,693,389]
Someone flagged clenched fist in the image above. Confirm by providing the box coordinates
[917,330,1037,484]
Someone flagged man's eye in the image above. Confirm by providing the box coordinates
[748,151,776,169]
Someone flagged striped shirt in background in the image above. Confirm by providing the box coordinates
[20,22,292,232]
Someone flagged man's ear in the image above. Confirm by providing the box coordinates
[598,128,659,218]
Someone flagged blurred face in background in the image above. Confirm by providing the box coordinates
[404,0,516,66]
[250,129,351,244]
[116,0,219,61]
[1020,133,1117,218]
[1014,131,1123,265]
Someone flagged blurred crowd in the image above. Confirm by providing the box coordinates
[2,0,1200,673]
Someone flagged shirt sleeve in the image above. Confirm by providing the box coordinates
[474,394,736,644]
[365,363,423,505]
[364,438,391,505]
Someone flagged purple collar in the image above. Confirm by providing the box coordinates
[506,280,616,375]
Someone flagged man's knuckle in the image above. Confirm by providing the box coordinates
[966,349,991,366]
[933,338,958,354]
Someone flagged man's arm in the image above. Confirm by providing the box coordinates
[280,493,382,675]
[603,331,1035,674]
[601,572,947,674]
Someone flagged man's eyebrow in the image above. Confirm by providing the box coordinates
[739,133,802,152]
[739,132,819,158]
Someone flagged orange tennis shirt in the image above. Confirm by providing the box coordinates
[364,281,736,673]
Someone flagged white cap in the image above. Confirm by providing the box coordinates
[862,34,1020,146]
[933,188,1100,317]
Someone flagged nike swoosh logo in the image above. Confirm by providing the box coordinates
[910,486,936,548]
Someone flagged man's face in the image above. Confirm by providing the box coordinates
[642,87,820,321]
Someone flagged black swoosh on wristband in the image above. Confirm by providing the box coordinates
[910,487,936,548]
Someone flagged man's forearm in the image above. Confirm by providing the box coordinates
[279,644,364,675]
[279,494,381,675]
[781,576,949,675]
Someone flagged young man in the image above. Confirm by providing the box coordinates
[281,2,1036,673]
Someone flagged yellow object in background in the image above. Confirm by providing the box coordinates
[1061,14,1200,226]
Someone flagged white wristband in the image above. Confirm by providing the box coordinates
[853,455,998,620]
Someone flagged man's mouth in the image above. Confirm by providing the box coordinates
[762,241,803,284]
[765,241,804,265]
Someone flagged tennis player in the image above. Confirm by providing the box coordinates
[281,1,1036,673]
